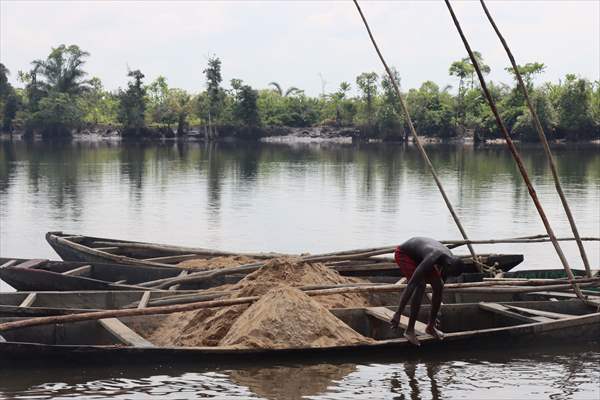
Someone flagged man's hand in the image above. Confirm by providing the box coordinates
[390,312,401,330]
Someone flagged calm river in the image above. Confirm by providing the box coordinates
[0,139,598,399]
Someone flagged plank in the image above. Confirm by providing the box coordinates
[169,270,189,290]
[114,280,127,284]
[93,247,121,253]
[395,277,407,285]
[504,305,575,319]
[142,254,199,263]
[0,260,18,269]
[19,293,37,307]
[98,318,155,347]
[62,265,92,276]
[365,307,429,336]
[479,302,550,323]
[14,259,48,269]
[62,235,86,243]
[137,291,152,309]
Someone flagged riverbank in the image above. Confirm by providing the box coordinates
[2,123,598,144]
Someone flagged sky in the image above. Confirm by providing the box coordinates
[1,0,598,96]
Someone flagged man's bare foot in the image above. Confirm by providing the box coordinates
[426,325,444,340]
[404,330,421,346]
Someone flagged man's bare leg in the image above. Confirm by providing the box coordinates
[426,276,445,340]
[404,283,425,346]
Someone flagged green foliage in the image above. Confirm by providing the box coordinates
[511,90,557,142]
[377,68,404,138]
[31,44,91,95]
[552,75,595,140]
[2,92,19,131]
[231,79,259,127]
[356,72,378,127]
[79,77,118,124]
[406,81,455,138]
[118,70,147,135]
[30,92,83,138]
[7,45,598,142]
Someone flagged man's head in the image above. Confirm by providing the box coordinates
[442,255,466,277]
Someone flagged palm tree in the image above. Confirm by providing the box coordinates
[32,44,91,95]
[269,82,302,97]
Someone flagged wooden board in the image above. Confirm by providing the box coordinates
[0,260,18,269]
[19,293,37,308]
[137,292,151,309]
[14,259,48,269]
[98,318,155,347]
[169,270,188,290]
[504,305,574,319]
[365,307,429,336]
[479,302,551,323]
[62,265,92,277]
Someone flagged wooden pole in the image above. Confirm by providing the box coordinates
[352,0,480,265]
[443,0,586,301]
[1,278,597,333]
[479,0,592,278]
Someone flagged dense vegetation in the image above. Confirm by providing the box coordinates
[1,44,598,141]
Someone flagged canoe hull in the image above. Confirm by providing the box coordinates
[1,312,598,365]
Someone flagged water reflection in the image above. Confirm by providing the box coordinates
[0,343,598,399]
[0,139,598,268]
[230,363,356,400]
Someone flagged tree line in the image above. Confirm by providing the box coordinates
[0,44,598,141]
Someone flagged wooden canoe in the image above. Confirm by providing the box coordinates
[0,300,597,364]
[45,231,523,274]
[0,254,522,292]
[0,258,244,292]
[3,285,591,318]
[0,290,196,317]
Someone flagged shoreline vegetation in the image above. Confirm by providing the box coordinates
[0,44,598,143]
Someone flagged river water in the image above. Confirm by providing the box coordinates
[0,139,598,399]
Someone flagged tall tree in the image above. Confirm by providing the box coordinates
[505,62,546,89]
[269,82,302,97]
[118,70,147,136]
[356,72,378,129]
[31,44,91,95]
[203,56,224,138]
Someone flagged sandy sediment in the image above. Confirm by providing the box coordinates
[177,255,257,270]
[136,257,376,348]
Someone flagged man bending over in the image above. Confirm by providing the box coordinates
[391,237,465,346]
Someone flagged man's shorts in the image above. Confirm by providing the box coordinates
[394,246,441,283]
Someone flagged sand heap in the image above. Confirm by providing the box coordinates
[220,285,373,349]
[138,257,376,347]
[231,257,373,309]
[177,255,256,270]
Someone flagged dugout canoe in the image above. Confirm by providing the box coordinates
[0,258,240,292]
[0,300,597,364]
[0,286,596,319]
[45,231,523,274]
[0,290,197,317]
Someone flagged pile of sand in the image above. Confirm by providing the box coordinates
[177,255,256,270]
[137,257,376,347]
[231,257,373,308]
[220,285,373,349]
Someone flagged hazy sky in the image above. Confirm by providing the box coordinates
[1,1,598,96]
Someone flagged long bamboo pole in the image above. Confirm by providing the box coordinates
[479,0,592,278]
[1,278,598,333]
[138,235,599,289]
[443,0,586,301]
[351,0,479,265]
